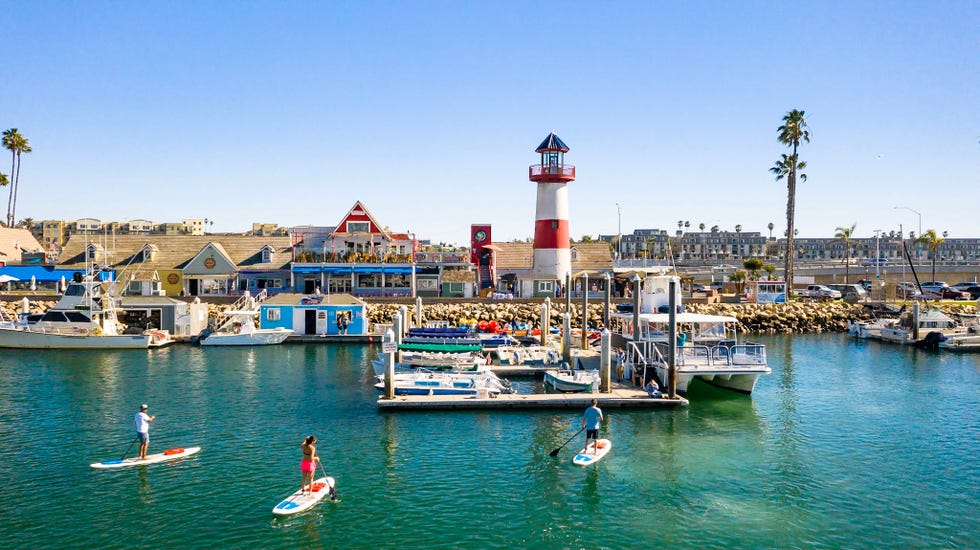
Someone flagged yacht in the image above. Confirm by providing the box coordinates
[0,272,173,349]
[610,274,771,394]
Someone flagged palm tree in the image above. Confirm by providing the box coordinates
[3,129,31,227]
[699,223,706,260]
[917,229,945,284]
[734,224,742,258]
[0,172,8,226]
[770,109,810,294]
[833,223,857,283]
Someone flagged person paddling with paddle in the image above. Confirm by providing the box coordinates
[134,404,155,460]
[581,399,604,454]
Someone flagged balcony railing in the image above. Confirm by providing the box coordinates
[529,164,576,180]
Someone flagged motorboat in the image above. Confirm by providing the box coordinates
[200,291,292,346]
[491,344,561,366]
[0,272,174,349]
[610,274,771,394]
[938,332,980,352]
[877,305,968,345]
[374,369,510,396]
[371,351,489,376]
[543,368,599,393]
[200,310,292,346]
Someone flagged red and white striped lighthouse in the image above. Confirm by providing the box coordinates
[529,132,575,282]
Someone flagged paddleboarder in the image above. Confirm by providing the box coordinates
[300,435,321,495]
[580,399,604,454]
[134,404,155,460]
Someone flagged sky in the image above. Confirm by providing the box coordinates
[4,1,978,246]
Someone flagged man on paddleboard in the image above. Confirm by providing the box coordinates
[134,404,155,460]
[581,399,604,454]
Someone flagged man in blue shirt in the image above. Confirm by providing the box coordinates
[581,399,604,454]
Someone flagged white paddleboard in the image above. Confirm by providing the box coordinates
[272,476,336,515]
[573,439,611,466]
[91,446,201,469]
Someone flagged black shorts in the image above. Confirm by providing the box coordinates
[586,429,599,439]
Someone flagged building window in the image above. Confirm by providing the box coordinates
[347,222,369,233]
[266,308,281,321]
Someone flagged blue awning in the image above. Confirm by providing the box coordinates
[0,266,103,283]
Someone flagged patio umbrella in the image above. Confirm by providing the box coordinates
[0,274,19,283]
[60,276,67,293]
[30,275,36,291]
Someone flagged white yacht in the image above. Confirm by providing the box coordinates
[0,272,173,349]
[610,274,771,394]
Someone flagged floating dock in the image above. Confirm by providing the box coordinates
[377,385,687,411]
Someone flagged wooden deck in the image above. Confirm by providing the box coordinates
[377,385,687,411]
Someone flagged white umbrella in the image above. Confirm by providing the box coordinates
[30,275,36,291]
[0,274,19,283]
[60,275,67,293]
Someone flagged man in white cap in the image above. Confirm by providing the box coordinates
[134,404,156,460]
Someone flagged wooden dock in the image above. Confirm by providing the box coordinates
[377,385,688,411]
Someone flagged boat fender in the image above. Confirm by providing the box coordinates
[596,441,608,449]
[513,352,521,365]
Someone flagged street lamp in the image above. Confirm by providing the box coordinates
[894,206,921,259]
[615,203,622,260]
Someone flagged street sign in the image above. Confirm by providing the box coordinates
[382,342,397,354]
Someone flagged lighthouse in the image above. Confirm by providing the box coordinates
[529,132,575,284]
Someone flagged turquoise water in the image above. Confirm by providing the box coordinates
[1,336,978,549]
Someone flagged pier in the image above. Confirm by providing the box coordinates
[377,384,687,411]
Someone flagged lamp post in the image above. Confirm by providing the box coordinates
[616,203,622,260]
[894,206,921,260]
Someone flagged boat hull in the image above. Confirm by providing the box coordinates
[0,327,151,349]
[544,370,598,393]
[200,329,292,346]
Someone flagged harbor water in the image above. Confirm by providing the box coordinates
[1,335,978,549]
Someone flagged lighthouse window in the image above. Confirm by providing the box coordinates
[552,221,558,230]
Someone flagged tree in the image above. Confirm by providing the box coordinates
[0,172,8,226]
[833,223,857,283]
[770,109,810,295]
[743,257,763,280]
[729,270,747,295]
[762,263,776,280]
[18,217,34,229]
[3,129,31,227]
[917,229,945,284]
[579,235,594,243]
[734,224,742,258]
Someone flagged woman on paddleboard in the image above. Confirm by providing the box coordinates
[300,435,320,494]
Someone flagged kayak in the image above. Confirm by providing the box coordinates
[91,446,201,469]
[572,439,611,466]
[272,476,336,515]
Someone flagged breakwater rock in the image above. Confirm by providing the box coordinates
[364,301,908,335]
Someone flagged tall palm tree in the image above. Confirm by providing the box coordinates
[770,109,810,293]
[917,229,945,284]
[0,172,8,226]
[2,129,31,227]
[833,223,857,283]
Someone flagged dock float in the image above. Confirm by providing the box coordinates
[377,387,688,411]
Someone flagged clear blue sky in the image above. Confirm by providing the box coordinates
[5,1,978,245]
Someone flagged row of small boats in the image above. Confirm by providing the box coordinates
[848,303,980,351]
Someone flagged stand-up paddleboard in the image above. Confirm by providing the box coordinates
[273,476,336,515]
[573,439,611,466]
[91,446,201,469]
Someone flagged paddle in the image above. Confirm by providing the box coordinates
[120,435,139,460]
[318,460,338,502]
[549,428,584,457]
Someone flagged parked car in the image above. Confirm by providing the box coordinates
[827,284,867,301]
[951,282,980,298]
[939,287,971,300]
[793,284,842,300]
[920,281,948,293]
[859,257,888,267]
[897,281,919,296]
